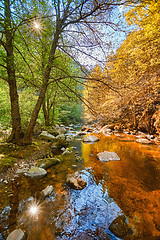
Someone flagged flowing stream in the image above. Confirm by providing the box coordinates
[0,129,160,240]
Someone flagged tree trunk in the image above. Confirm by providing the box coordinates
[42,100,50,126]
[5,0,22,144]
[23,82,48,144]
[23,27,62,144]
[133,102,137,129]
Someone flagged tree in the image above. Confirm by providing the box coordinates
[0,0,139,144]
[83,0,160,131]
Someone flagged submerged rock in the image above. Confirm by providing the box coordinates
[41,185,54,198]
[109,215,133,238]
[6,229,27,240]
[83,135,99,143]
[24,167,47,178]
[66,174,87,190]
[97,151,120,162]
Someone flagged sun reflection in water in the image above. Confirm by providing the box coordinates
[28,201,42,219]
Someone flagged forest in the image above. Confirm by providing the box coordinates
[0,0,160,145]
[0,0,160,240]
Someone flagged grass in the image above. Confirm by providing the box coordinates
[0,157,15,171]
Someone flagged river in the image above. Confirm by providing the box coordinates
[0,129,160,239]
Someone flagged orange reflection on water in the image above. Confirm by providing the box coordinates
[82,134,160,239]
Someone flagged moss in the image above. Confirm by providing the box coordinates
[0,157,15,171]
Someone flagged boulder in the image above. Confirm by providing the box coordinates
[24,167,47,178]
[38,131,55,141]
[6,229,27,240]
[66,174,87,190]
[136,138,152,144]
[83,135,99,143]
[39,158,60,169]
[55,134,69,148]
[97,151,120,162]
[109,215,133,238]
[41,185,54,198]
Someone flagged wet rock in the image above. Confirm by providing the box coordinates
[66,174,87,190]
[24,167,47,178]
[62,147,72,155]
[97,151,120,162]
[83,135,99,143]
[38,131,55,141]
[109,215,133,238]
[136,138,152,144]
[39,158,60,169]
[41,185,54,198]
[6,229,27,240]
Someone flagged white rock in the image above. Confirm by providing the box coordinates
[7,229,26,240]
[42,185,54,197]
[38,131,55,141]
[83,135,99,143]
[97,151,120,162]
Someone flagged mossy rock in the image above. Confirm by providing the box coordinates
[24,167,47,178]
[38,157,61,169]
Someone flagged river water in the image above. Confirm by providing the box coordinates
[0,130,160,240]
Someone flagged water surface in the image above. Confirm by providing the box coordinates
[0,132,160,239]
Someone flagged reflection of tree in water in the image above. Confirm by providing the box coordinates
[81,134,160,239]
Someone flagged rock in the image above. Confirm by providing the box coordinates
[55,134,69,148]
[39,158,60,169]
[6,229,27,240]
[78,131,87,136]
[38,131,55,141]
[16,168,29,174]
[97,151,120,162]
[83,135,99,143]
[24,167,47,178]
[72,165,78,169]
[66,174,87,190]
[62,147,72,155]
[109,215,133,238]
[136,138,152,144]
[100,125,112,134]
[41,185,54,197]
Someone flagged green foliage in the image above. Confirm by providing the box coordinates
[0,82,11,128]
[57,103,83,125]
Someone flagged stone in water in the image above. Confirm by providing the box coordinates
[97,151,120,162]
